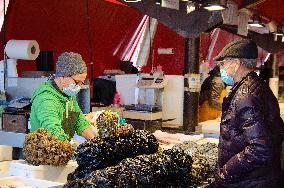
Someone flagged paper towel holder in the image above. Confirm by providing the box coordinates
[2,40,40,91]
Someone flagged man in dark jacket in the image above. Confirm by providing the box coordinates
[214,39,284,187]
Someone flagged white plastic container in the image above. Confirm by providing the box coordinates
[0,172,9,178]
[9,160,78,183]
[0,160,17,174]
[0,145,12,161]
[0,176,63,188]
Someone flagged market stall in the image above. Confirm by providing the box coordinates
[0,109,220,188]
[0,0,284,187]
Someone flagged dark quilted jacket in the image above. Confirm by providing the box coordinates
[217,72,284,188]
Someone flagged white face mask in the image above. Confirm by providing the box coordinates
[63,84,81,96]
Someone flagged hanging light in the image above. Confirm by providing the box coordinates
[203,0,227,11]
[276,32,284,36]
[155,0,161,5]
[124,0,141,2]
[273,25,284,41]
[248,21,265,28]
[248,15,265,28]
[275,25,284,36]
[187,1,196,14]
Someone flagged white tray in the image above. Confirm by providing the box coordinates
[9,160,77,183]
[0,176,63,188]
[0,161,18,174]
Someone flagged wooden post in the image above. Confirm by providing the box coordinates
[183,37,200,132]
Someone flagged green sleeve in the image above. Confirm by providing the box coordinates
[34,96,69,142]
[72,97,92,136]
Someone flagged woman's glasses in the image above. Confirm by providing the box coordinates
[70,77,85,86]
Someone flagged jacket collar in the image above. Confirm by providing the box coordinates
[231,71,256,92]
[50,79,69,98]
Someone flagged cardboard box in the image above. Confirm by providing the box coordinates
[2,112,28,133]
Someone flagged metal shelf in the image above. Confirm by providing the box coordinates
[0,131,26,148]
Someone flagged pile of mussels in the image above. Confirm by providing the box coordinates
[173,141,218,186]
[68,130,159,180]
[66,133,218,187]
[96,110,134,138]
[64,147,193,188]
[23,128,75,166]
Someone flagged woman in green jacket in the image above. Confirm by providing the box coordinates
[30,52,95,142]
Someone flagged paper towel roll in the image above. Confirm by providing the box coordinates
[5,40,40,60]
[7,59,18,77]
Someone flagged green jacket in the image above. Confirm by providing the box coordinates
[30,81,91,141]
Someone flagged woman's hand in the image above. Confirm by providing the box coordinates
[82,127,96,140]
[85,112,96,126]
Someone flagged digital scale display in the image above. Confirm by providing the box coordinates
[137,74,166,89]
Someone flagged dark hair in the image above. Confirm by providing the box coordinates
[209,65,220,76]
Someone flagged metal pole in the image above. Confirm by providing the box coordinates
[3,0,6,47]
[183,37,200,132]
[85,0,94,109]
[85,0,94,81]
[3,0,7,92]
[148,17,154,72]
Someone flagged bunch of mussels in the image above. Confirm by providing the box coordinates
[173,141,218,186]
[96,110,134,138]
[64,147,193,188]
[68,130,159,180]
[23,128,75,166]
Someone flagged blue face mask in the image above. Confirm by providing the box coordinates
[220,69,234,86]
[63,84,81,96]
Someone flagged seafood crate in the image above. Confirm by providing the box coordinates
[9,160,77,183]
[0,176,63,188]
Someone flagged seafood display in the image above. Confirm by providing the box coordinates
[23,128,75,166]
[68,130,159,180]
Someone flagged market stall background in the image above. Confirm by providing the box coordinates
[0,0,283,78]
[0,0,283,187]
[0,0,185,77]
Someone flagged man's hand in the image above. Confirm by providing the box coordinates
[215,168,226,184]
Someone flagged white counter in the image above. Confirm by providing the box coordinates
[196,119,220,134]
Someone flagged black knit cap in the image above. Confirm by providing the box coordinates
[214,39,258,61]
